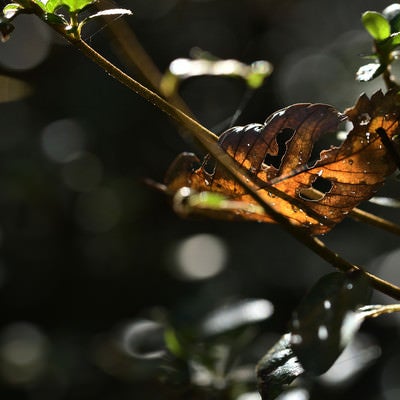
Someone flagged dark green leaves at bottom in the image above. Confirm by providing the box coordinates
[289,271,371,375]
[256,334,304,400]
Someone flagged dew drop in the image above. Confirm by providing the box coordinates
[365,132,371,142]
[348,159,354,165]
[324,300,331,310]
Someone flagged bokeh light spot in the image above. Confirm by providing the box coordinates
[0,323,49,385]
[0,15,51,71]
[174,233,227,280]
[41,118,86,163]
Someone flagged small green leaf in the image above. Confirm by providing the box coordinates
[362,11,391,41]
[289,271,371,375]
[383,3,400,33]
[164,327,184,358]
[33,0,95,13]
[356,63,384,82]
[389,31,400,46]
[256,333,304,400]
[3,3,24,19]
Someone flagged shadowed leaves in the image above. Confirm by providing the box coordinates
[165,90,400,234]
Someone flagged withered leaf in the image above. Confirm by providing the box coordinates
[165,90,400,234]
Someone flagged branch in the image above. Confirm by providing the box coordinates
[47,26,400,300]
[351,207,400,236]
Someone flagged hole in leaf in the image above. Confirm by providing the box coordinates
[202,154,216,175]
[299,176,333,201]
[313,176,333,193]
[263,128,294,169]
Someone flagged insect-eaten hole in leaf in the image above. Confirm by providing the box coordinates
[202,154,217,175]
[263,128,295,169]
[299,175,333,202]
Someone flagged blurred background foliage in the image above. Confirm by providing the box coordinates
[1,0,400,399]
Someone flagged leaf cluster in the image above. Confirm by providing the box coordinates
[358,4,400,84]
[0,0,131,41]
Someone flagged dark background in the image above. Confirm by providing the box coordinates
[0,0,400,399]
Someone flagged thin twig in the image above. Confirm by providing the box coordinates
[351,207,400,236]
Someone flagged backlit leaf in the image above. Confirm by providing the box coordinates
[383,3,400,33]
[362,11,391,41]
[34,0,94,13]
[165,90,400,234]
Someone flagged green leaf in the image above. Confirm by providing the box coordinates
[362,11,391,41]
[389,31,400,46]
[3,3,24,19]
[164,327,184,358]
[256,333,304,400]
[33,0,95,13]
[289,271,371,375]
[356,63,384,82]
[383,3,400,33]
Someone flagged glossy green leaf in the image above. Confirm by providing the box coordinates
[164,327,184,358]
[389,31,400,46]
[383,3,400,33]
[34,0,95,13]
[256,334,304,400]
[289,271,371,375]
[2,3,24,19]
[362,11,391,41]
[356,63,384,82]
